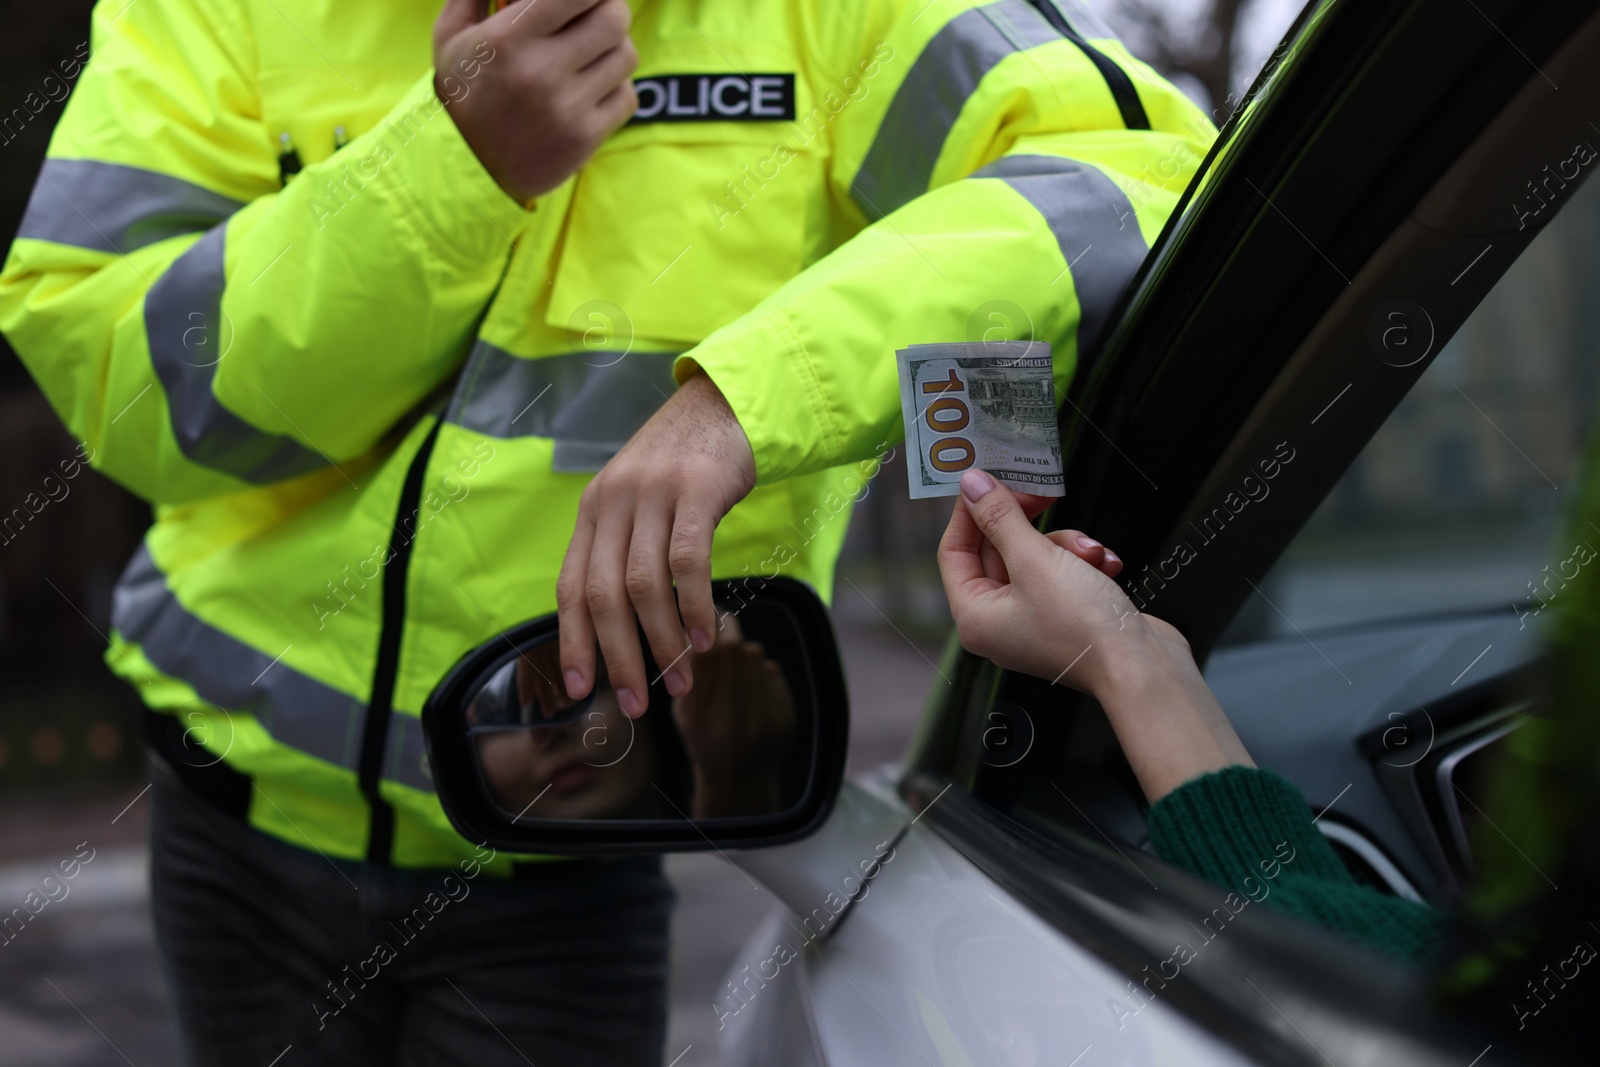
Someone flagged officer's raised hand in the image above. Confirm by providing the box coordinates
[557,372,757,716]
[434,0,638,203]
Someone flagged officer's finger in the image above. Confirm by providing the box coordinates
[556,507,598,700]
[558,0,631,72]
[588,512,650,717]
[668,498,719,656]
[959,470,1051,581]
[739,643,766,734]
[572,37,638,102]
[765,659,795,736]
[711,641,736,733]
[436,0,492,43]
[497,0,605,38]
[626,504,693,700]
[593,78,639,132]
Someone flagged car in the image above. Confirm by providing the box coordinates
[422,0,1600,1063]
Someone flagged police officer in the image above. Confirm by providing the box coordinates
[0,0,1213,1062]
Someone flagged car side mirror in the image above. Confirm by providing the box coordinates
[422,577,849,853]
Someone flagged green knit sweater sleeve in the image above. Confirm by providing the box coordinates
[1146,766,1446,965]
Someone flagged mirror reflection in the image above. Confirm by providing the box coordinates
[464,607,812,823]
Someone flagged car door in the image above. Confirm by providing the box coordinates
[724,1,1600,1065]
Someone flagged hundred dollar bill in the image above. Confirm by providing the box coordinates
[896,341,1064,499]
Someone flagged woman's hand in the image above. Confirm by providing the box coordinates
[937,469,1253,803]
[938,469,1144,697]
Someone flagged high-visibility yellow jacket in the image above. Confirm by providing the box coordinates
[0,0,1212,871]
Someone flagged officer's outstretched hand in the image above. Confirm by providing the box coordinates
[558,371,757,715]
[434,0,638,204]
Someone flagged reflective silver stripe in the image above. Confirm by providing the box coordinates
[972,154,1147,358]
[1044,0,1120,39]
[385,714,433,794]
[17,158,246,254]
[112,545,436,794]
[444,342,680,473]
[851,0,1060,221]
[143,227,330,483]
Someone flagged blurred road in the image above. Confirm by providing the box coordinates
[0,606,943,1067]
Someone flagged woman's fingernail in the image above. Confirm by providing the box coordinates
[617,687,642,716]
[961,469,995,502]
[1076,535,1101,551]
[665,670,687,697]
[690,628,712,652]
[1104,549,1121,566]
[564,671,584,698]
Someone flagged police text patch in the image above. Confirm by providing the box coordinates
[630,74,796,124]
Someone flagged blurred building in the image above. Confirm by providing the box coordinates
[1324,183,1600,530]
[0,1,146,795]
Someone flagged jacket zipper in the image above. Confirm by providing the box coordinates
[359,417,444,863]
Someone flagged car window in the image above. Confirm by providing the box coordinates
[942,133,1600,865]
[898,2,1600,1058]
[1218,169,1600,645]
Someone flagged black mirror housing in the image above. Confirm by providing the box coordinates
[422,577,850,854]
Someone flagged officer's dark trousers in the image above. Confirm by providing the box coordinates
[147,758,674,1067]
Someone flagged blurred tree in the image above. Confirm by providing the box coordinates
[1,0,96,388]
[0,1,148,793]
[1106,0,1263,113]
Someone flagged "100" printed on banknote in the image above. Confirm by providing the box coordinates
[895,341,1065,499]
